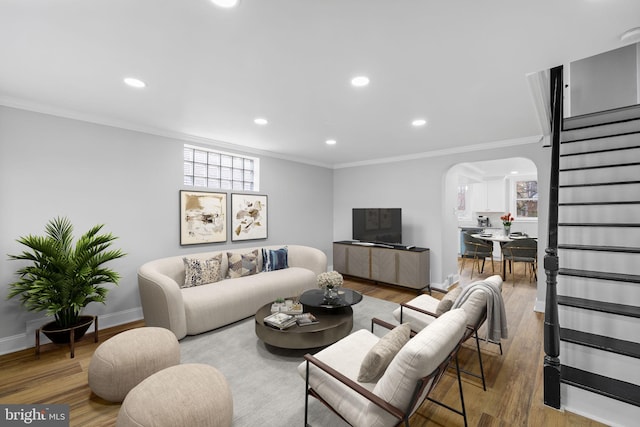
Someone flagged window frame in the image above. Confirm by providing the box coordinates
[509,174,538,221]
[183,144,260,192]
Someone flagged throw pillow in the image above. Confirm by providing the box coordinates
[435,286,463,316]
[262,247,288,272]
[358,323,411,383]
[227,250,259,278]
[182,253,223,288]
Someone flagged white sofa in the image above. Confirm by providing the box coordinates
[138,245,327,339]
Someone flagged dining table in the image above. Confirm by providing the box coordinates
[471,233,536,280]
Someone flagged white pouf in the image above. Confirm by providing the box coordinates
[116,363,233,427]
[88,327,180,402]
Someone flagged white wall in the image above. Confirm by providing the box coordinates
[0,106,333,353]
[333,141,551,310]
[570,44,638,116]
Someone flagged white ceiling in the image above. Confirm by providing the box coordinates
[1,0,639,168]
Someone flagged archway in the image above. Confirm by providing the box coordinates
[441,157,538,290]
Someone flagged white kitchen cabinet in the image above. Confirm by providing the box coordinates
[471,179,506,212]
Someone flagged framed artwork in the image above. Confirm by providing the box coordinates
[231,193,268,241]
[180,190,227,245]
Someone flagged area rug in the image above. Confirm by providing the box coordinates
[180,295,400,427]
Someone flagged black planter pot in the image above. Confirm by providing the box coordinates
[41,315,95,344]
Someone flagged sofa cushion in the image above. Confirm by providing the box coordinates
[227,250,259,278]
[358,323,411,383]
[435,286,462,316]
[262,246,288,272]
[182,254,223,288]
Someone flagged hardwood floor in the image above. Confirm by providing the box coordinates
[0,259,605,426]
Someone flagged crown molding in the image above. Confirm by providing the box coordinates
[0,96,333,169]
[333,135,544,169]
[1,95,542,171]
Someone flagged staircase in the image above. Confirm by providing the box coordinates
[555,105,640,426]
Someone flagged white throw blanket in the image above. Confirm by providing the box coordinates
[452,279,508,343]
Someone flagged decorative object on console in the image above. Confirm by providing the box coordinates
[231,193,267,241]
[7,216,125,353]
[180,190,227,245]
[500,212,514,236]
[317,270,343,301]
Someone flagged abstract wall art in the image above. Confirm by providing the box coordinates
[231,193,267,241]
[180,190,227,245]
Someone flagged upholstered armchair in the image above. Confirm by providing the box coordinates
[392,275,506,391]
[297,309,469,427]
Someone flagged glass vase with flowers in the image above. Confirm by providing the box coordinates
[500,212,514,236]
[317,271,343,301]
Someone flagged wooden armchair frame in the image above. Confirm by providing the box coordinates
[303,317,467,427]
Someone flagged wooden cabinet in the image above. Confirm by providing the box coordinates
[333,242,430,291]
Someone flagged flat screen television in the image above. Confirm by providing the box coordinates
[352,208,402,245]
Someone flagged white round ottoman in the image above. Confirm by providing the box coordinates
[88,327,180,402]
[116,364,233,427]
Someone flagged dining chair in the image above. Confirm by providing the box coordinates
[501,238,537,284]
[460,232,494,279]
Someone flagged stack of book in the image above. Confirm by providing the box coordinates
[263,312,297,329]
[294,313,319,326]
[263,312,320,329]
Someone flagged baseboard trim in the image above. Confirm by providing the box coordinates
[0,307,144,356]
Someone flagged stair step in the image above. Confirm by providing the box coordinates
[558,244,640,253]
[560,328,640,359]
[559,269,640,284]
[558,276,640,310]
[559,200,640,206]
[563,104,640,132]
[560,161,640,172]
[561,131,640,156]
[559,180,640,188]
[560,144,640,157]
[559,222,640,227]
[561,365,640,407]
[557,295,640,318]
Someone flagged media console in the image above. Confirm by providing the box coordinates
[333,241,430,293]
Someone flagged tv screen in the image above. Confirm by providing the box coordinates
[352,208,402,244]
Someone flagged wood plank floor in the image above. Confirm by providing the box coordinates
[0,259,605,426]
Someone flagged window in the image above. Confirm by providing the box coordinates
[514,179,538,218]
[183,144,259,191]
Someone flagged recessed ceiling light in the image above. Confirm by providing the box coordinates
[620,27,640,43]
[510,170,519,174]
[123,77,146,88]
[325,139,337,145]
[351,76,370,87]
[211,0,239,8]
[254,118,268,125]
[411,119,427,127]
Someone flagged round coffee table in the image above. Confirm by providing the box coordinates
[254,289,362,349]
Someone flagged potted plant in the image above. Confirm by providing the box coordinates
[7,217,126,344]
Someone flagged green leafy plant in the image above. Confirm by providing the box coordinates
[7,217,126,329]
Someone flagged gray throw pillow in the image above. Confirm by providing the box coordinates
[435,286,463,316]
[357,323,411,383]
